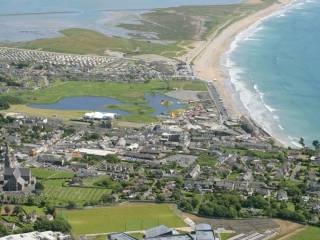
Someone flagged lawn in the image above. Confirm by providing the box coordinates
[4,105,86,121]
[31,169,110,206]
[31,168,74,179]
[58,204,186,237]
[288,226,320,240]
[220,233,235,240]
[42,179,111,206]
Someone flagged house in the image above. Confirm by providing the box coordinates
[277,190,288,201]
[188,165,201,179]
[144,225,173,238]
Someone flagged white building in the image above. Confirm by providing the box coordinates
[0,231,71,240]
[84,112,118,120]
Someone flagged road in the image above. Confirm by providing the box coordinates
[207,82,229,123]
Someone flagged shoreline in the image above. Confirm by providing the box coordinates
[192,0,292,118]
[192,0,293,144]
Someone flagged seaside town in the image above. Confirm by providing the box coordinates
[0,48,320,239]
[0,0,319,240]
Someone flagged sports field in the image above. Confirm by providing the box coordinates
[58,204,186,237]
[32,169,111,206]
[42,180,111,206]
[31,168,74,179]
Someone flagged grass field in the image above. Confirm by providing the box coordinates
[15,80,206,104]
[4,105,86,121]
[287,226,320,240]
[220,233,235,240]
[58,204,186,237]
[3,80,205,122]
[42,181,111,206]
[31,169,110,206]
[31,168,74,179]
[21,28,183,57]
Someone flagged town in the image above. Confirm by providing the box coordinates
[0,74,319,239]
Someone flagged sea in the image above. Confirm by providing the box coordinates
[224,0,320,147]
[0,0,240,42]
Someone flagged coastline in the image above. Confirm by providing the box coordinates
[192,0,292,120]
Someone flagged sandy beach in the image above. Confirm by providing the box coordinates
[191,0,292,118]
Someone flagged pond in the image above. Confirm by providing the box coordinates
[29,94,185,116]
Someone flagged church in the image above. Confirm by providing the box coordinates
[0,145,36,193]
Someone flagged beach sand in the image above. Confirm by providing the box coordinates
[191,0,291,118]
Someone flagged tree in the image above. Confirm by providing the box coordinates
[66,201,76,209]
[4,205,11,215]
[299,137,305,148]
[312,140,320,151]
[34,216,71,233]
[0,225,8,237]
[12,205,24,216]
[156,194,165,203]
[35,182,44,192]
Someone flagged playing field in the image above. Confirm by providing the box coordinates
[43,180,111,205]
[31,168,74,179]
[31,169,110,205]
[287,226,320,240]
[58,204,186,237]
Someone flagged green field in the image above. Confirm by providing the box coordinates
[31,168,74,179]
[287,226,320,240]
[32,169,110,206]
[42,180,111,206]
[4,80,206,122]
[21,28,183,57]
[220,233,235,240]
[58,204,186,237]
[15,80,206,104]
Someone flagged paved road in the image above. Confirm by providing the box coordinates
[207,81,229,123]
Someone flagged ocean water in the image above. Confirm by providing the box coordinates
[225,0,320,147]
[0,0,240,42]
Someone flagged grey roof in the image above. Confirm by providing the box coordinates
[195,231,214,240]
[146,235,193,240]
[109,233,137,240]
[145,225,172,239]
[4,168,31,178]
[195,224,212,232]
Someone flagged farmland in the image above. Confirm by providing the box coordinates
[58,204,186,237]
